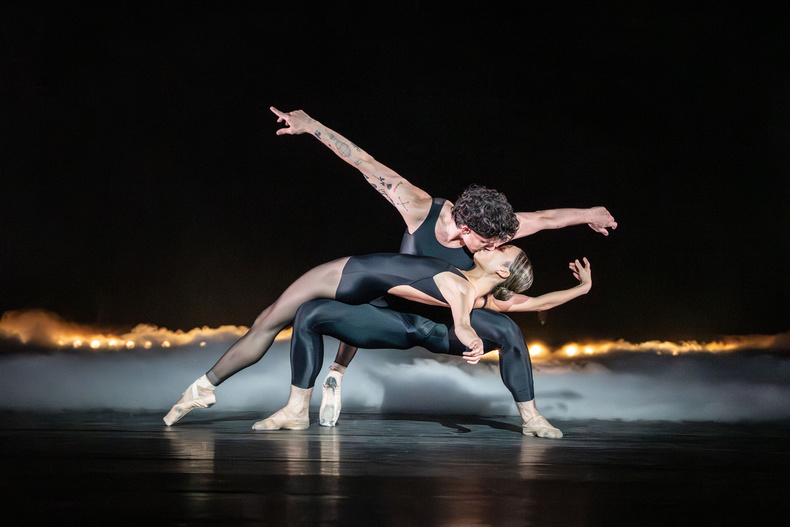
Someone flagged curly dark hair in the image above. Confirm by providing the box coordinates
[451,185,519,241]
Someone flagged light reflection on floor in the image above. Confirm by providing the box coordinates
[2,411,788,525]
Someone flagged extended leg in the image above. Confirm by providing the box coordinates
[163,258,347,426]
[209,258,347,382]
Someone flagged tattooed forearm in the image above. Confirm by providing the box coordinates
[328,133,351,157]
[312,123,407,208]
[314,129,354,159]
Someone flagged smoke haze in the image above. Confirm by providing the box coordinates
[2,334,789,422]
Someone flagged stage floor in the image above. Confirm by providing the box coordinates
[2,411,788,526]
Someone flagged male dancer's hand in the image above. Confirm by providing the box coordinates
[271,106,315,135]
[587,206,618,236]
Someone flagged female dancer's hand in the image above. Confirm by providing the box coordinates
[271,106,315,135]
[462,339,485,364]
[570,257,592,291]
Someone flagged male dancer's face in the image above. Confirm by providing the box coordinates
[460,227,502,252]
[473,244,520,269]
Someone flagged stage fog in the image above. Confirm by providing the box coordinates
[2,310,789,422]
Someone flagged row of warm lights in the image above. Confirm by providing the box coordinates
[52,328,293,350]
[62,338,609,355]
[57,337,741,357]
[484,343,599,361]
[530,343,598,357]
[59,337,209,349]
[482,340,745,362]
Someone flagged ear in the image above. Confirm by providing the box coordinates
[460,225,471,234]
[495,267,511,280]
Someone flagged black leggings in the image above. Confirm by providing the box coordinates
[290,299,535,402]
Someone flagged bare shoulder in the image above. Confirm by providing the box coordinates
[434,270,471,293]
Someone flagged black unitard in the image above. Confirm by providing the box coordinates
[290,197,536,402]
[336,253,466,305]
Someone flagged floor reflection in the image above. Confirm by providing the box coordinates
[7,411,782,524]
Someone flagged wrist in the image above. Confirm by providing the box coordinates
[306,119,323,136]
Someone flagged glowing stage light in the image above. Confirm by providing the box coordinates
[528,343,546,356]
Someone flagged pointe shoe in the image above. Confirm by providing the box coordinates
[163,379,216,426]
[522,415,563,439]
[252,406,309,431]
[319,371,342,427]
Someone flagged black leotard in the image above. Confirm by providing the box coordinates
[400,198,475,271]
[336,254,467,306]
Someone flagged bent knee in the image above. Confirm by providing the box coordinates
[472,310,524,345]
[294,299,341,326]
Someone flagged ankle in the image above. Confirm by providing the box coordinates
[329,363,347,375]
[196,374,216,392]
[516,399,540,423]
[285,385,313,414]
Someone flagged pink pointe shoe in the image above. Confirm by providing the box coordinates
[163,377,216,426]
[319,371,342,427]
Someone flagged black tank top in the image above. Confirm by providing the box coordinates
[399,198,475,271]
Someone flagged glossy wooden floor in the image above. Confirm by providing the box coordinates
[2,411,788,526]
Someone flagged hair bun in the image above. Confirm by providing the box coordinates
[492,286,515,301]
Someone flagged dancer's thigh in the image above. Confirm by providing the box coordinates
[300,299,449,353]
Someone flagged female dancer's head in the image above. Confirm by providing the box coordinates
[474,245,534,300]
[452,185,519,251]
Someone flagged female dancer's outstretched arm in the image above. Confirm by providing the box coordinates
[489,258,592,313]
[461,258,592,364]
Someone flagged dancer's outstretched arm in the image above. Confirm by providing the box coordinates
[489,258,592,313]
[514,208,617,238]
[460,258,592,364]
[270,106,432,232]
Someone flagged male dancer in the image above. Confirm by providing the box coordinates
[270,107,616,437]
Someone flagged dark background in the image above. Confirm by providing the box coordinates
[2,3,788,344]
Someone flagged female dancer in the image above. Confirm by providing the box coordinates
[254,257,591,434]
[164,245,537,426]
